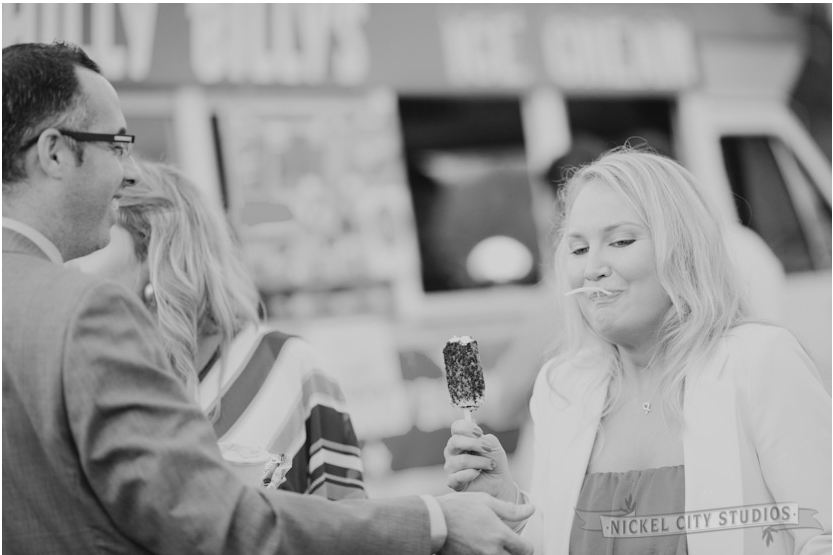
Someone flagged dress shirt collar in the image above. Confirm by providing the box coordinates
[2,217,63,264]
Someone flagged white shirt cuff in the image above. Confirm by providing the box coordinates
[419,494,448,554]
[512,487,533,533]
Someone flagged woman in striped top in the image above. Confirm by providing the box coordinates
[70,160,366,500]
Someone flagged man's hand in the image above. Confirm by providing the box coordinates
[436,492,534,555]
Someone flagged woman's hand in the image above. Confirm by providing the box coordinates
[443,418,518,504]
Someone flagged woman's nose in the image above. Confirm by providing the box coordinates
[584,255,612,281]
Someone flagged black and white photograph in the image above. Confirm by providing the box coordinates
[3,3,830,554]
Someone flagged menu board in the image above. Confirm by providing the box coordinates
[217,91,422,320]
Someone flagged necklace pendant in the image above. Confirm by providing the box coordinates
[641,401,652,415]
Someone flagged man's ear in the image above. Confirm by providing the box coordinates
[35,129,75,179]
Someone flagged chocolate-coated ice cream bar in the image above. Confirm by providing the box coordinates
[443,336,485,414]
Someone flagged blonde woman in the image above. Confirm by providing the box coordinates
[443,147,831,554]
[72,160,366,500]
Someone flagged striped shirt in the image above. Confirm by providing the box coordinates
[198,324,366,500]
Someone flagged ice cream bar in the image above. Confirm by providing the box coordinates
[262,453,291,490]
[443,336,485,418]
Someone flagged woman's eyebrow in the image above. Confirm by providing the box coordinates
[566,221,643,239]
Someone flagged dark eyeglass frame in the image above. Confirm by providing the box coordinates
[19,128,135,152]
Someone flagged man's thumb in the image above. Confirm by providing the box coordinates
[487,496,535,522]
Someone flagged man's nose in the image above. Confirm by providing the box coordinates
[121,155,138,187]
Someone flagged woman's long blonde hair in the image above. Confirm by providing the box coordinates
[117,161,260,397]
[547,146,748,422]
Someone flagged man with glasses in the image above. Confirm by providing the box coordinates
[19,129,135,158]
[2,42,534,555]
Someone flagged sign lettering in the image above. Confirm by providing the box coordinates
[441,10,532,87]
[187,4,369,85]
[1,4,157,81]
[541,15,697,91]
[3,4,698,90]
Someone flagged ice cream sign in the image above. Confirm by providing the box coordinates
[539,15,697,91]
[440,9,697,91]
[2,3,698,91]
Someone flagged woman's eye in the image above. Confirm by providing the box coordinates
[570,246,589,255]
[611,239,635,247]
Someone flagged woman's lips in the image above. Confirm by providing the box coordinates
[588,290,622,302]
[565,287,623,300]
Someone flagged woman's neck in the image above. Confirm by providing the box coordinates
[612,323,665,378]
[617,343,660,381]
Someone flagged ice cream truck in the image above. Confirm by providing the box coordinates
[5,3,829,494]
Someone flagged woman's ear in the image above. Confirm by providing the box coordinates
[142,281,157,311]
[134,255,151,296]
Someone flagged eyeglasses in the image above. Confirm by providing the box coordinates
[19,128,136,160]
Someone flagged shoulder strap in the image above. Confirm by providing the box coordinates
[209,327,297,437]
[198,345,223,383]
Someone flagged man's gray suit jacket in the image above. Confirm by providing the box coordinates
[2,229,431,554]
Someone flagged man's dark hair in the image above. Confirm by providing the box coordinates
[2,42,101,183]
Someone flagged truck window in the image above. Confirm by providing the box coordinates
[721,135,831,273]
[399,97,540,293]
[565,98,675,158]
[544,97,674,194]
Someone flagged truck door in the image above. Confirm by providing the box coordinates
[677,95,832,388]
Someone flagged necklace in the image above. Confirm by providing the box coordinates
[615,354,660,416]
[638,379,659,416]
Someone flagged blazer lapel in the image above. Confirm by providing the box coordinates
[683,341,744,554]
[536,343,745,555]
[539,369,608,555]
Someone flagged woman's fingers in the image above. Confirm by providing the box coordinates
[447,468,482,491]
[444,434,490,458]
[450,419,483,437]
[444,452,495,474]
[479,433,504,453]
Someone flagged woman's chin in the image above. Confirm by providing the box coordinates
[585,311,615,335]
[588,319,627,346]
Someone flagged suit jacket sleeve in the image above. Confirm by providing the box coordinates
[62,282,431,555]
[737,326,831,555]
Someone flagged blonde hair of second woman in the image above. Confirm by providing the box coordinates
[547,146,749,423]
[117,161,260,399]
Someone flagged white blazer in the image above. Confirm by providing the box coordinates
[523,323,831,555]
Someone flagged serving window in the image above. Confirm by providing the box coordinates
[398,96,541,293]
